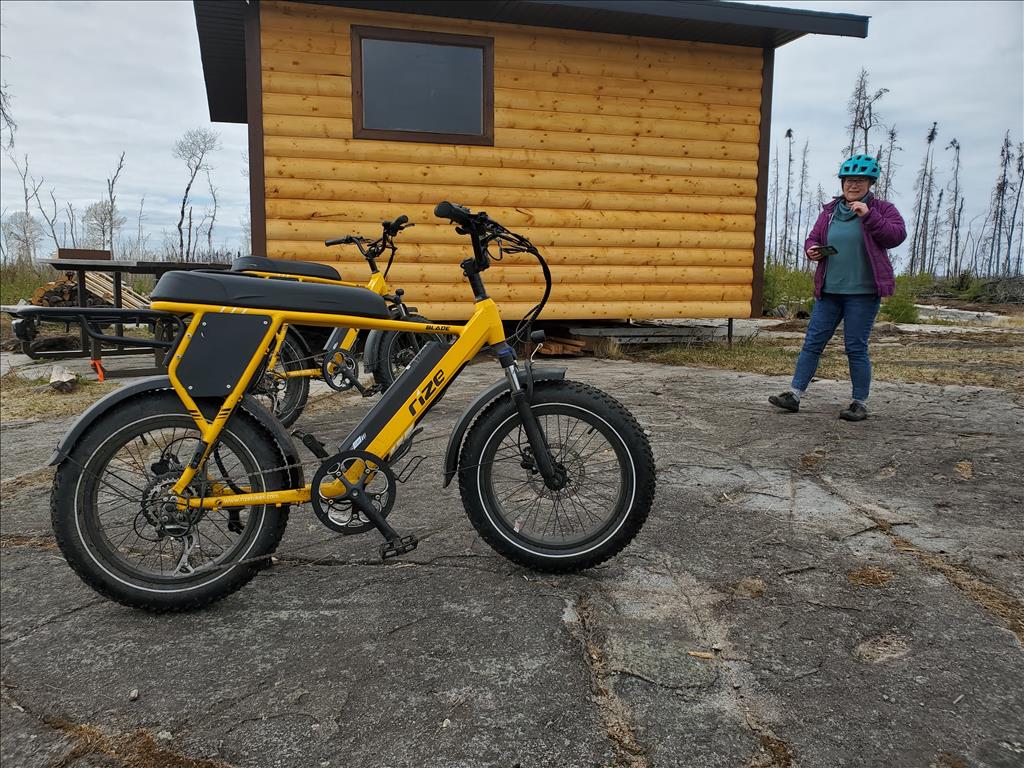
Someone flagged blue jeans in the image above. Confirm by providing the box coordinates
[792,293,881,401]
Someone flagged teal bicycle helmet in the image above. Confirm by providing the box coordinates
[839,154,880,180]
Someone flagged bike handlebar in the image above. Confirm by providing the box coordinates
[434,201,473,227]
[326,215,415,249]
[324,235,355,247]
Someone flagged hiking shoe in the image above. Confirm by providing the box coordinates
[840,402,868,421]
[769,391,800,413]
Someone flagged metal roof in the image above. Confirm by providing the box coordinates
[194,0,869,123]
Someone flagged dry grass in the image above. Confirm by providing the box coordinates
[640,332,1024,397]
[847,567,895,587]
[0,371,119,421]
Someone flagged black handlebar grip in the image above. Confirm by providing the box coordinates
[394,214,409,227]
[325,237,348,246]
[434,201,472,225]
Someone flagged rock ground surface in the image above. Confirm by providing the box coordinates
[1,356,1022,768]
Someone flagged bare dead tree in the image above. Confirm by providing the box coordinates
[103,152,126,256]
[205,170,218,255]
[65,203,79,248]
[4,152,43,262]
[173,128,221,262]
[186,206,194,262]
[780,129,795,269]
[908,122,939,274]
[986,132,1013,275]
[0,46,15,149]
[134,195,147,260]
[945,139,963,277]
[846,69,889,157]
[1002,141,1023,276]
[877,126,901,200]
[34,188,63,253]
[927,188,944,275]
[794,139,809,268]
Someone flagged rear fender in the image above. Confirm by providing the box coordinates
[442,367,566,487]
[362,328,385,372]
[48,376,304,489]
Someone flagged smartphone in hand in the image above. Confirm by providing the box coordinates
[814,245,839,257]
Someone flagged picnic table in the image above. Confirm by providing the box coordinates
[16,259,228,375]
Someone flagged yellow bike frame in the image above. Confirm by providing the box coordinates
[148,296,507,510]
[253,270,391,380]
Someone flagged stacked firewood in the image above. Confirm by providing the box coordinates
[30,275,112,308]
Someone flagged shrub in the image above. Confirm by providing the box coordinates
[761,264,814,316]
[880,279,919,324]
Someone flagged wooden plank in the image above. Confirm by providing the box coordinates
[262,94,759,144]
[270,256,753,285]
[262,114,758,162]
[265,219,755,249]
[260,2,762,64]
[269,241,755,268]
[385,300,755,321]
[265,178,757,215]
[263,71,351,98]
[493,88,760,125]
[493,49,763,89]
[496,69,761,108]
[265,199,754,234]
[261,133,758,180]
[264,157,758,197]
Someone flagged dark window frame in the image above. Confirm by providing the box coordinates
[351,25,494,146]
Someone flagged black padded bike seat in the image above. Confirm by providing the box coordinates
[151,270,389,318]
[231,255,341,281]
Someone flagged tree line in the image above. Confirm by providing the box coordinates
[768,68,1022,279]
[1,71,242,265]
[0,128,238,266]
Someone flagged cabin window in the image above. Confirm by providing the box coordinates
[351,26,494,146]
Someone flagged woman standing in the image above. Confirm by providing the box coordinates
[769,154,907,421]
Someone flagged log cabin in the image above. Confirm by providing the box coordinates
[194,1,868,321]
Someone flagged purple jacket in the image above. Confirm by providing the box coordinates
[804,196,907,298]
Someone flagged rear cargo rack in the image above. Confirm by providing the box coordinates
[2,305,185,371]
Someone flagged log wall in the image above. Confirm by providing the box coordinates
[259,1,765,320]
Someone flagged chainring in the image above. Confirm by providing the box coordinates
[322,352,360,392]
[310,449,396,535]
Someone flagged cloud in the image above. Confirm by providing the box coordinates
[2,1,1021,267]
[754,0,1023,265]
[0,1,248,254]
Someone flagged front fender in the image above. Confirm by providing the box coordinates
[48,376,304,489]
[442,366,566,487]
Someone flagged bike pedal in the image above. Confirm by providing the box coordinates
[293,430,329,459]
[379,534,418,560]
[362,384,383,397]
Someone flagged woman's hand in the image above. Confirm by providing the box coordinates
[807,246,825,262]
[849,201,869,217]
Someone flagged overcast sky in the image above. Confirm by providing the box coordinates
[0,1,1021,262]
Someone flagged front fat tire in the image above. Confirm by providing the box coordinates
[253,331,309,428]
[458,380,655,572]
[51,392,290,612]
[371,313,429,390]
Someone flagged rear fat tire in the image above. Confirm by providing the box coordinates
[457,380,655,572]
[51,392,290,612]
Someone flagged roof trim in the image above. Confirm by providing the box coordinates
[195,0,869,123]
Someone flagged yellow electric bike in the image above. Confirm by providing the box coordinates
[48,203,655,611]
[236,215,439,426]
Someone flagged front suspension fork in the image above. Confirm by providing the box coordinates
[504,365,566,490]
